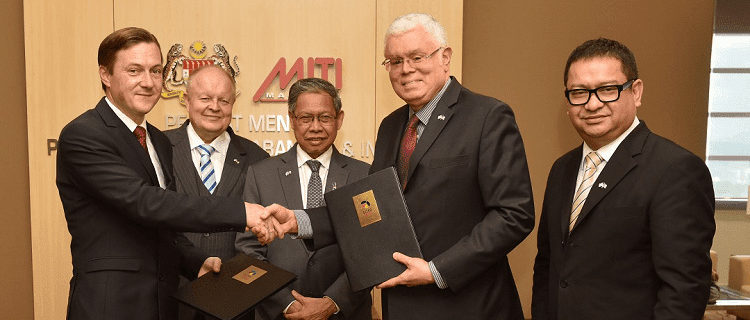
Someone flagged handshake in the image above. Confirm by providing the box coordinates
[244,203,300,245]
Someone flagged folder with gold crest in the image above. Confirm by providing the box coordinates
[174,254,295,320]
[324,166,422,292]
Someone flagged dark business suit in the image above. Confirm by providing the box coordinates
[236,146,371,320]
[307,78,534,320]
[165,120,268,320]
[56,98,247,320]
[531,122,715,320]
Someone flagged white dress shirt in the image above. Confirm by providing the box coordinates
[296,145,333,209]
[105,97,166,189]
[186,123,231,185]
[576,116,641,187]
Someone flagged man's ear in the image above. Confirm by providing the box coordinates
[335,110,345,130]
[440,47,453,70]
[632,78,644,108]
[99,66,111,89]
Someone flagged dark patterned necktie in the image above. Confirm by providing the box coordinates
[397,115,420,188]
[133,126,148,154]
[306,160,324,208]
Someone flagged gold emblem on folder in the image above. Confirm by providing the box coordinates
[233,265,267,285]
[352,190,382,227]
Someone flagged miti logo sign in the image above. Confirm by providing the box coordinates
[253,57,342,102]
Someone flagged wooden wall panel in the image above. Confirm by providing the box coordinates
[24,1,113,319]
[116,0,378,161]
[0,0,33,318]
[25,1,462,319]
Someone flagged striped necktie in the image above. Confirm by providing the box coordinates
[197,144,217,194]
[569,151,603,231]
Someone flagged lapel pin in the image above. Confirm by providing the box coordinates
[437,114,445,120]
[598,182,607,189]
[331,182,337,190]
[284,170,292,176]
[233,158,240,164]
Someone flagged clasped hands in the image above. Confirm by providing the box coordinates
[244,203,299,245]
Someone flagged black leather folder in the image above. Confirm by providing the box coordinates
[323,166,422,292]
[174,254,296,320]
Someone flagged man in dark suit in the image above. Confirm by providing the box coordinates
[531,38,716,320]
[56,27,269,320]
[262,14,534,320]
[165,65,269,320]
[236,78,371,320]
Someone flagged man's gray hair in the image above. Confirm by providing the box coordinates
[385,13,447,47]
[287,78,342,113]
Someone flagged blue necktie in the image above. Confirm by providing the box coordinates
[197,144,217,194]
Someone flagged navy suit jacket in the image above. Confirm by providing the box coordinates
[532,122,715,320]
[57,98,247,320]
[307,78,535,320]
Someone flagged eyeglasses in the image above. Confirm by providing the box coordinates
[381,47,444,71]
[293,113,337,126]
[564,79,636,106]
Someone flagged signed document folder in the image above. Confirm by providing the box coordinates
[174,254,296,320]
[324,166,422,292]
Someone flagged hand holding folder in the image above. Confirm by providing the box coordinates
[376,252,434,289]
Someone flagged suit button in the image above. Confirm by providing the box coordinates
[159,274,166,281]
[559,280,568,288]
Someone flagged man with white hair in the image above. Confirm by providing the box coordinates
[263,13,535,319]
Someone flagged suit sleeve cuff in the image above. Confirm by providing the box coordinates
[291,209,312,239]
[324,296,340,314]
[429,261,448,289]
[282,300,295,314]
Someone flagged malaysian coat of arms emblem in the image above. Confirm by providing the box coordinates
[161,41,240,104]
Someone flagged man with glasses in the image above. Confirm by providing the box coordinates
[262,13,534,319]
[532,38,715,320]
[236,78,371,320]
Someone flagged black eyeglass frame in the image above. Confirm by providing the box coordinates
[564,79,636,106]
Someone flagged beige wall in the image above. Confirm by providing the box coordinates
[6,1,749,319]
[0,0,34,318]
[23,1,461,319]
[463,0,750,317]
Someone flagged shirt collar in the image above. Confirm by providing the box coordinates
[410,77,452,125]
[105,96,145,132]
[186,122,230,155]
[296,144,333,170]
[582,116,640,162]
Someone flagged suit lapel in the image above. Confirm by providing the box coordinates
[570,123,649,232]
[170,123,204,196]
[278,147,304,210]
[214,129,246,196]
[559,147,583,238]
[326,147,350,193]
[95,98,159,186]
[404,79,460,188]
